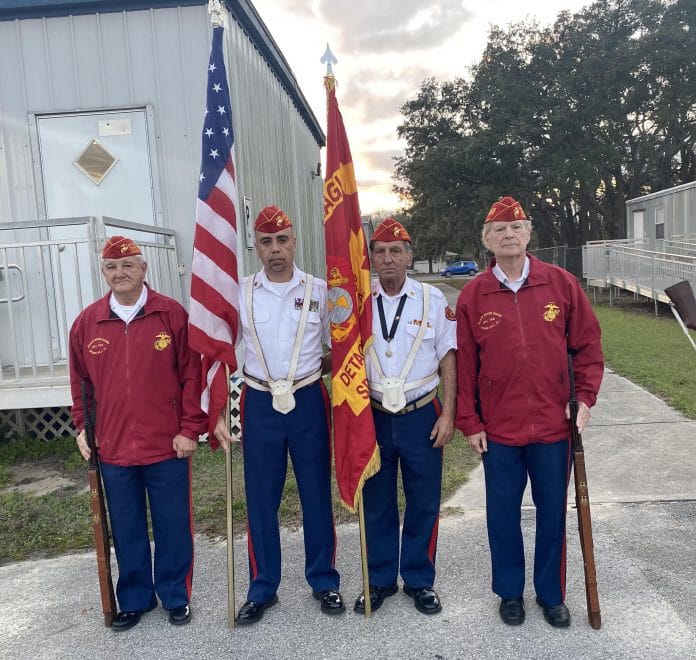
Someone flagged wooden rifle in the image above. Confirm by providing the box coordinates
[81,381,117,627]
[567,353,601,629]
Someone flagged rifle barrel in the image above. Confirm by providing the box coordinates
[568,354,602,630]
[81,381,117,626]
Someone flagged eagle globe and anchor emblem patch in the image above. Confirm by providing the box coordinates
[543,302,561,322]
[327,266,355,343]
[154,332,172,351]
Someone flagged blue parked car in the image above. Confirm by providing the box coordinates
[440,260,479,277]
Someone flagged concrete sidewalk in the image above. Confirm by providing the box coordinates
[2,310,696,657]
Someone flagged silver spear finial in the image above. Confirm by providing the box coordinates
[320,43,338,76]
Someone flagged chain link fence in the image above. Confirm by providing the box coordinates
[528,245,584,277]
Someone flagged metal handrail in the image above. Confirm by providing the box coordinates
[0,216,176,236]
[0,264,25,302]
[583,236,696,307]
[0,217,181,399]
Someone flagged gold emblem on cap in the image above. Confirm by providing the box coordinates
[154,332,172,351]
[120,244,129,254]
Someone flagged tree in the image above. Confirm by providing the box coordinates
[395,0,696,276]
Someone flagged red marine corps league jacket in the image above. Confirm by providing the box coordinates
[69,286,207,466]
[455,255,604,445]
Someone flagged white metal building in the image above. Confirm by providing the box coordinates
[0,0,327,437]
[583,182,696,307]
[625,181,696,249]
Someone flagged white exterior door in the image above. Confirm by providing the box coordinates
[632,210,645,242]
[34,109,158,362]
[37,109,156,224]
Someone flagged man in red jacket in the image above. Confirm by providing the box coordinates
[69,236,207,631]
[455,197,603,628]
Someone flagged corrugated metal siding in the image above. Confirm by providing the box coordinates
[0,20,36,222]
[227,21,325,277]
[0,4,326,298]
[627,182,696,246]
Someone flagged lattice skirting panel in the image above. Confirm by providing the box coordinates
[0,406,74,442]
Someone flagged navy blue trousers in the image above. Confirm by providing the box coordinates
[483,438,572,606]
[363,399,443,589]
[241,381,339,602]
[100,456,193,612]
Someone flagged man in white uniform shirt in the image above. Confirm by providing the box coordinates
[214,205,344,624]
[354,218,457,616]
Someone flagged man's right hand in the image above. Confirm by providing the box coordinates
[76,429,91,461]
[467,430,488,455]
[214,413,238,452]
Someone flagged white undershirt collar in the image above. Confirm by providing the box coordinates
[109,285,148,324]
[492,256,530,293]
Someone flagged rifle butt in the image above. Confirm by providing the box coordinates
[574,449,602,630]
[88,467,117,626]
[589,609,602,630]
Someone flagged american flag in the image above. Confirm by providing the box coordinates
[188,25,239,443]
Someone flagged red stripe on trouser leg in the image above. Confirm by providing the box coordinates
[239,385,258,580]
[246,520,258,581]
[560,440,572,601]
[428,404,443,567]
[320,379,338,567]
[428,515,440,563]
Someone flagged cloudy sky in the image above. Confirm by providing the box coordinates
[251,0,593,214]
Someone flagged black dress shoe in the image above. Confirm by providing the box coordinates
[353,584,398,614]
[236,595,279,625]
[536,596,571,627]
[499,598,525,625]
[168,604,192,626]
[403,585,442,615]
[111,601,157,632]
[313,589,346,615]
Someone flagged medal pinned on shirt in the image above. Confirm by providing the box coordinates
[377,294,408,357]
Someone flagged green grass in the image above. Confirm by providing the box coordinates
[0,436,83,467]
[594,301,696,419]
[189,427,479,539]
[0,425,479,563]
[0,438,93,563]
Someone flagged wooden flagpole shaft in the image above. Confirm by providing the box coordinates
[358,498,372,618]
[225,367,236,628]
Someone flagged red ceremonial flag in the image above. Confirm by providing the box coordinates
[189,24,239,445]
[323,75,379,511]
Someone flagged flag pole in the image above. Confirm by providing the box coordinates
[224,366,236,627]
[322,45,379,619]
[191,1,240,627]
[357,497,372,617]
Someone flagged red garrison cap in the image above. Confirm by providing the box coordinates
[255,205,293,233]
[101,236,142,259]
[371,217,412,243]
[485,196,527,223]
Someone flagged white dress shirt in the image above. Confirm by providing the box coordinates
[239,265,329,382]
[367,277,456,402]
[492,255,530,293]
[109,285,148,324]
